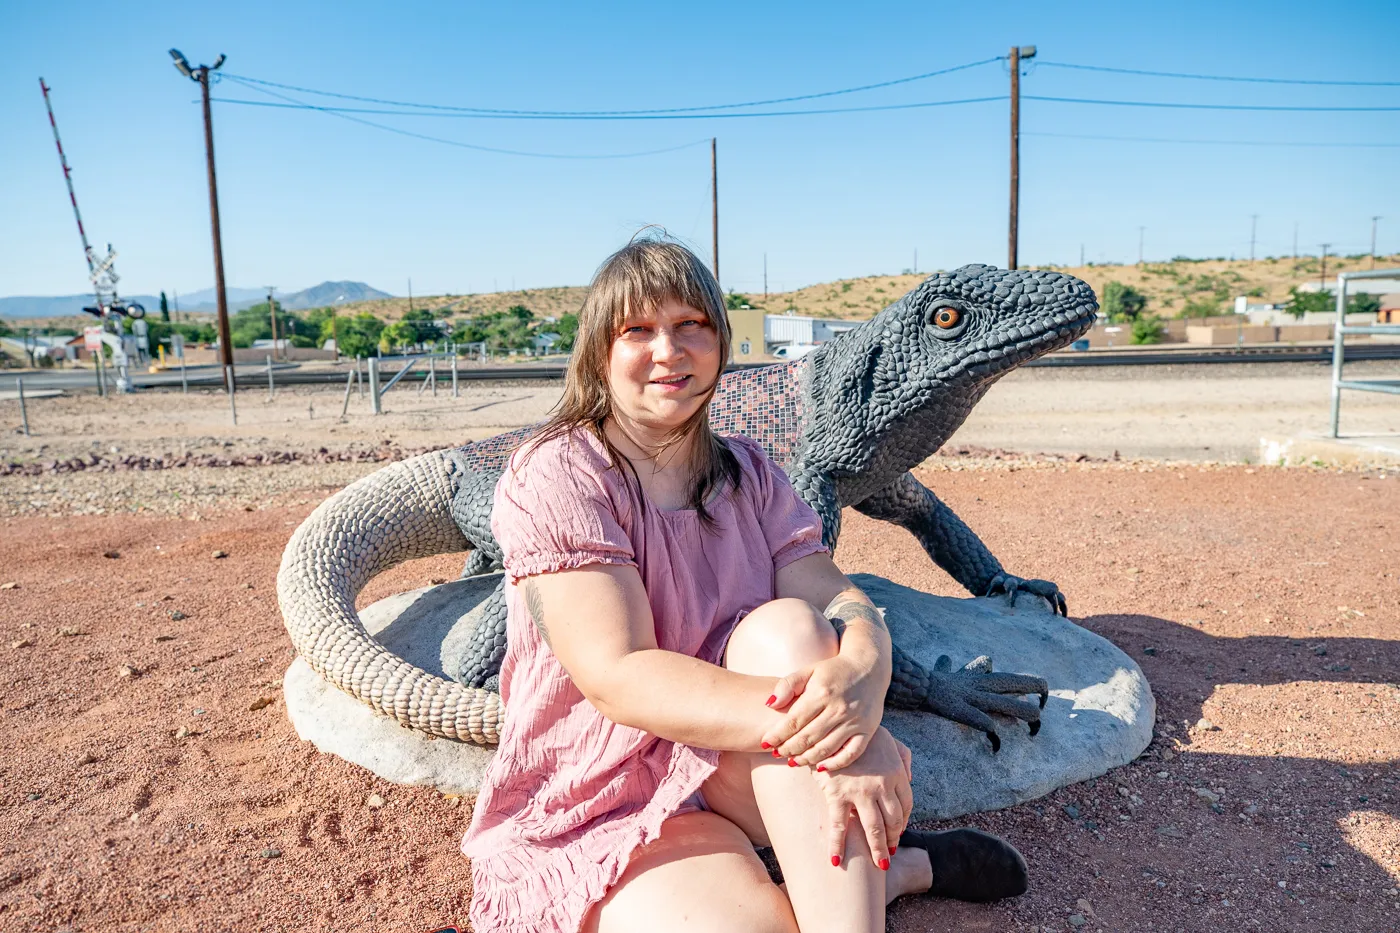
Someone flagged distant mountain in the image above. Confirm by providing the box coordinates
[1,281,391,319]
[280,281,392,310]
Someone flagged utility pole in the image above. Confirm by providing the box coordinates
[266,287,279,359]
[763,253,768,301]
[711,138,720,287]
[170,49,234,393]
[1138,227,1145,265]
[1249,214,1258,263]
[1079,243,1085,267]
[1319,243,1331,287]
[408,278,414,315]
[913,248,918,274]
[1292,223,1298,264]
[1371,216,1382,269]
[1008,44,1035,270]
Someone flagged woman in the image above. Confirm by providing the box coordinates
[460,237,1027,932]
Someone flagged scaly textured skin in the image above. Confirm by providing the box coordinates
[277,264,1097,748]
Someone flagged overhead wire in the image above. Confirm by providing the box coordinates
[219,57,1003,117]
[1036,60,1400,87]
[1025,131,1400,148]
[212,89,1011,120]
[218,75,710,159]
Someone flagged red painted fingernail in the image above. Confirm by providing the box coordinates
[761,741,771,749]
[889,846,897,855]
[765,695,776,707]
[831,855,841,867]
[787,758,798,767]
[771,748,781,758]
[816,764,827,773]
[879,858,890,871]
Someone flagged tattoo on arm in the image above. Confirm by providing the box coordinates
[823,591,886,640]
[521,579,550,646]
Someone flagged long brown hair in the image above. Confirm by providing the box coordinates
[514,234,742,530]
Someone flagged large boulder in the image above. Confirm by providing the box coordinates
[283,572,1154,821]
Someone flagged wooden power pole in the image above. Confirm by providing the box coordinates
[711,138,720,287]
[171,50,235,392]
[1008,45,1035,271]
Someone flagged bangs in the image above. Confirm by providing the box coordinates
[600,239,726,333]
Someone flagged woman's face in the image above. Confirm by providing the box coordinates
[607,297,722,437]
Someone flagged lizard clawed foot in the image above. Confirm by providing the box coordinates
[985,573,1069,617]
[889,649,1050,753]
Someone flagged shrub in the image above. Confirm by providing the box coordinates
[1131,316,1166,345]
[1101,281,1148,323]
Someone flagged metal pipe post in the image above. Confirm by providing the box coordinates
[17,377,30,436]
[225,364,238,425]
[451,347,459,398]
[266,354,275,398]
[180,358,188,394]
[340,367,356,418]
[1330,274,1348,437]
[369,356,382,414]
[430,354,437,397]
[357,357,365,400]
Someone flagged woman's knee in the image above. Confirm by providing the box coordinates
[725,598,838,676]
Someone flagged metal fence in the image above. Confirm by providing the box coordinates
[1329,267,1400,437]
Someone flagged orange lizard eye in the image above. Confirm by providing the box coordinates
[933,307,961,329]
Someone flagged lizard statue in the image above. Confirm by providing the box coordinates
[277,264,1098,752]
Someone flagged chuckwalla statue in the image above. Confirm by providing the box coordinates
[277,264,1099,752]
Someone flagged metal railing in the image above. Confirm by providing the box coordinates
[1329,267,1400,437]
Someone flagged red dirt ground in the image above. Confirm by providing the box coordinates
[0,464,1396,932]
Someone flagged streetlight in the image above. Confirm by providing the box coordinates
[170,49,235,395]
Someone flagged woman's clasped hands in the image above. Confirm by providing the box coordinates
[759,654,913,869]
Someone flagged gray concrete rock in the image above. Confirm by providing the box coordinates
[283,572,1155,818]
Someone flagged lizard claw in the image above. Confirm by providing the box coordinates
[985,573,1069,617]
[889,648,1049,752]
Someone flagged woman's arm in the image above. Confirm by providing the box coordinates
[521,563,775,752]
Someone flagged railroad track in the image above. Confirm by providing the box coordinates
[3,343,1398,393]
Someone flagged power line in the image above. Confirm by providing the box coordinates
[1024,131,1400,148]
[212,89,1011,120]
[219,76,711,159]
[1025,95,1400,112]
[1036,60,1400,87]
[219,57,1002,117]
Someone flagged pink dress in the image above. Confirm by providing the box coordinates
[459,425,828,932]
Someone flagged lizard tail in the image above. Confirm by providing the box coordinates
[277,449,503,745]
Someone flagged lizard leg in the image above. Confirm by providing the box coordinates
[457,580,509,690]
[854,471,1069,617]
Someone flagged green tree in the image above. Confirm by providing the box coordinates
[1284,287,1332,319]
[159,291,170,322]
[335,313,385,358]
[1101,281,1147,323]
[1348,292,1382,317]
[539,312,578,352]
[0,318,11,338]
[1130,316,1166,345]
[725,292,750,310]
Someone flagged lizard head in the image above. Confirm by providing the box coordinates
[876,263,1098,389]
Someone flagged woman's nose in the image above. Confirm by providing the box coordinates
[650,328,686,359]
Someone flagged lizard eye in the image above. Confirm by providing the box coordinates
[933,307,961,329]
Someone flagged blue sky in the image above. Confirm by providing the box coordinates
[2,1,1397,300]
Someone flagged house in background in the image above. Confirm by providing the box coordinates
[726,308,863,362]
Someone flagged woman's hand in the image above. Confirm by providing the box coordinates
[761,652,888,772]
[813,726,913,868]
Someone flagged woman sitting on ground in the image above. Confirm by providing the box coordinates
[459,237,1028,933]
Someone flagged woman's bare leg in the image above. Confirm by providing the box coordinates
[581,810,795,933]
[700,598,933,932]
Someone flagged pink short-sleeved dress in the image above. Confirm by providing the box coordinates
[459,425,829,933]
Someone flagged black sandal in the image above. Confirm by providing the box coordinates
[897,827,1028,902]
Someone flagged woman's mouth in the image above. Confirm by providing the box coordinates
[650,375,691,391]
